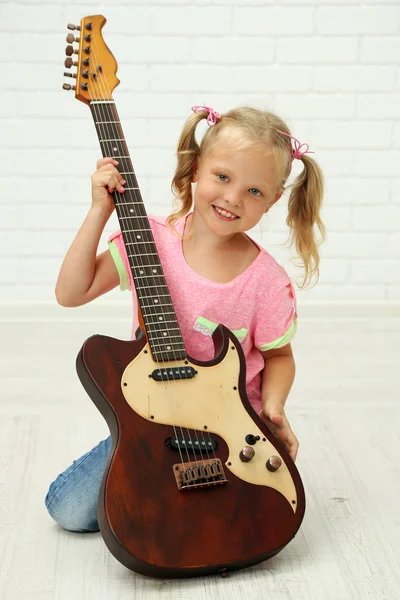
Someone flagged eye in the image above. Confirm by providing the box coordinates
[217,174,228,182]
[249,188,261,196]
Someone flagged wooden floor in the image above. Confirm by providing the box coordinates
[1,316,399,599]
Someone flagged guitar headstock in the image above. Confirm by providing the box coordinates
[63,15,120,104]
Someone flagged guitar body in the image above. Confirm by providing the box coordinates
[76,324,305,578]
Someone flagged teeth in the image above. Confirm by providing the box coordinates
[214,206,237,219]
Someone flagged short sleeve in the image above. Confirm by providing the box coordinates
[254,280,298,351]
[108,230,133,291]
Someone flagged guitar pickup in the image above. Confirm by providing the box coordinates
[151,366,196,381]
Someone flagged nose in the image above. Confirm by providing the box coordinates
[224,187,242,208]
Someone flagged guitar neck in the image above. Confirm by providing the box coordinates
[90,100,186,362]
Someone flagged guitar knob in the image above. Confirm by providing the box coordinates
[64,57,78,69]
[66,33,80,43]
[239,446,255,462]
[64,72,77,79]
[63,83,76,91]
[266,456,282,472]
[67,23,81,31]
[65,45,79,57]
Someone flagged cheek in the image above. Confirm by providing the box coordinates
[196,181,217,201]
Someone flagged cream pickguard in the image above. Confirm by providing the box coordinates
[121,341,298,513]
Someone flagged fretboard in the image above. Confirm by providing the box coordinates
[90,100,186,362]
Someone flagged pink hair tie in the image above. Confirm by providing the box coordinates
[191,104,221,127]
[274,129,315,161]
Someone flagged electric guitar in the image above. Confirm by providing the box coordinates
[63,15,305,578]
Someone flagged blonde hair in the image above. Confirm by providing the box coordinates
[167,106,326,289]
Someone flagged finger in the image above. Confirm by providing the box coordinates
[270,414,284,426]
[108,174,125,194]
[287,436,299,461]
[290,442,298,461]
[103,166,125,189]
[97,157,119,170]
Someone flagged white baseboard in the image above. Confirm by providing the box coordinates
[0,301,400,321]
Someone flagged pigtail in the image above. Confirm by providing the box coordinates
[167,112,209,235]
[286,155,326,289]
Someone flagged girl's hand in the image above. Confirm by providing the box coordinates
[91,157,126,212]
[259,403,299,462]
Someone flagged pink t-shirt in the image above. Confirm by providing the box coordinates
[108,213,297,415]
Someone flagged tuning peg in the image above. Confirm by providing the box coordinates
[64,57,78,69]
[63,83,76,91]
[67,23,81,31]
[66,33,80,44]
[64,72,77,79]
[65,45,79,57]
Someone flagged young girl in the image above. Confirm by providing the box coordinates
[45,105,325,533]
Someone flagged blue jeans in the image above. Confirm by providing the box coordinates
[45,436,111,532]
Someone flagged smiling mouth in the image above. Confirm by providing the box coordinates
[212,205,239,219]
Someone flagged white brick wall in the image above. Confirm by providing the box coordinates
[0,0,399,307]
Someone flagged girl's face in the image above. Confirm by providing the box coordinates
[192,136,283,237]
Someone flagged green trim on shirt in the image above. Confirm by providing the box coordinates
[257,317,297,351]
[194,316,248,342]
[108,239,129,291]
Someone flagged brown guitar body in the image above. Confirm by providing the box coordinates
[76,324,305,578]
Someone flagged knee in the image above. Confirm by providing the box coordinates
[45,480,100,533]
[44,436,110,533]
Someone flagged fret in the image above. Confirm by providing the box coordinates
[91,100,115,104]
[150,340,186,348]
[128,252,159,257]
[95,120,121,124]
[135,285,168,292]
[144,311,176,319]
[120,223,153,227]
[149,335,183,343]
[115,201,144,205]
[141,303,177,310]
[146,324,179,329]
[132,265,162,270]
[122,230,152,234]
[144,311,178,318]
[146,325,181,332]
[149,332,183,339]
[153,350,187,357]
[125,241,158,246]
[135,284,168,290]
[154,347,187,353]
[135,282,168,291]
[99,138,126,142]
[138,294,171,300]
[148,335,183,342]
[119,171,135,175]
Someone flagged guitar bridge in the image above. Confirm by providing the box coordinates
[173,458,228,490]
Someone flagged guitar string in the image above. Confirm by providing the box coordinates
[87,32,219,479]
